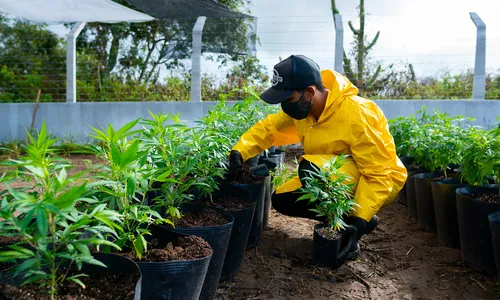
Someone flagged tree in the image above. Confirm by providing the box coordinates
[76,0,257,85]
[0,15,66,102]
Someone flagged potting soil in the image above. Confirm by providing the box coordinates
[316,226,341,240]
[120,236,212,262]
[175,209,228,227]
[471,192,500,204]
[208,195,254,211]
[0,272,138,300]
[226,166,265,184]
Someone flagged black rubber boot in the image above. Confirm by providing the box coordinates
[364,215,380,235]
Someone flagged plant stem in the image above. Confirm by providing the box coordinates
[50,214,56,300]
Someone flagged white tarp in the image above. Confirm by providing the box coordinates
[0,0,154,24]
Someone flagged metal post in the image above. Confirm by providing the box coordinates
[190,17,207,102]
[334,14,344,74]
[470,12,486,100]
[66,22,86,103]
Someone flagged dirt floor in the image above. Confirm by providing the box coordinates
[216,149,500,300]
[216,201,500,300]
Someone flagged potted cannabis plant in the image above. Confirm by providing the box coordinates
[139,113,233,300]
[89,119,213,300]
[455,124,500,276]
[0,123,141,300]
[297,155,359,269]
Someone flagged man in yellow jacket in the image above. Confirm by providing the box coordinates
[229,55,407,262]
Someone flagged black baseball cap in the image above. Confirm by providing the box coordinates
[260,55,322,104]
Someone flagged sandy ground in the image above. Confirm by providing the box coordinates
[215,201,499,300]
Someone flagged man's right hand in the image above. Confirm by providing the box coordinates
[229,150,243,172]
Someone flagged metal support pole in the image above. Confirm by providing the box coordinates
[190,17,207,102]
[66,22,86,103]
[334,14,344,74]
[470,12,486,100]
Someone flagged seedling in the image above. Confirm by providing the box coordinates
[297,155,359,232]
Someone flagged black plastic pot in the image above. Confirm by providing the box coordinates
[0,253,142,300]
[136,226,212,300]
[406,168,428,220]
[488,211,500,280]
[431,178,468,248]
[214,185,256,282]
[259,156,279,231]
[222,179,266,249]
[262,175,272,230]
[312,224,357,269]
[168,203,234,300]
[456,186,500,276]
[414,171,444,232]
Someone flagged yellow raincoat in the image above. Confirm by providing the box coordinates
[232,70,408,221]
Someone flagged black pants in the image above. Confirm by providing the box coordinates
[271,159,327,222]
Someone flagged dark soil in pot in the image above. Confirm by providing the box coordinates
[225,165,265,184]
[0,253,142,300]
[119,227,212,300]
[168,204,234,300]
[456,186,500,276]
[414,171,444,232]
[406,168,429,221]
[431,178,468,248]
[488,211,500,280]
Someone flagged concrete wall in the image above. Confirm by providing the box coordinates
[0,100,498,143]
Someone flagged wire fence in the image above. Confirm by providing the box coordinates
[0,16,499,102]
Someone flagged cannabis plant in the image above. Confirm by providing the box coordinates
[460,127,500,196]
[139,112,202,219]
[88,119,166,260]
[0,123,122,299]
[297,155,359,231]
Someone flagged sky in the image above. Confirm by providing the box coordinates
[250,0,500,77]
[45,0,500,80]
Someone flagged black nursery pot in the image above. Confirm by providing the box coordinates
[406,168,428,221]
[0,253,143,300]
[167,203,234,300]
[431,178,468,248]
[456,186,500,276]
[414,171,443,232]
[223,179,266,249]
[136,226,212,300]
[259,156,279,230]
[488,211,500,280]
[313,224,341,268]
[213,185,256,282]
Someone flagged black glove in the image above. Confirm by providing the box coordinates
[229,150,243,173]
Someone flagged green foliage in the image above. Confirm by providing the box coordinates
[389,107,472,177]
[297,155,359,231]
[270,159,298,189]
[459,127,500,192]
[0,123,121,299]
[87,119,167,259]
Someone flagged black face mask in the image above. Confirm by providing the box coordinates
[281,91,312,120]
